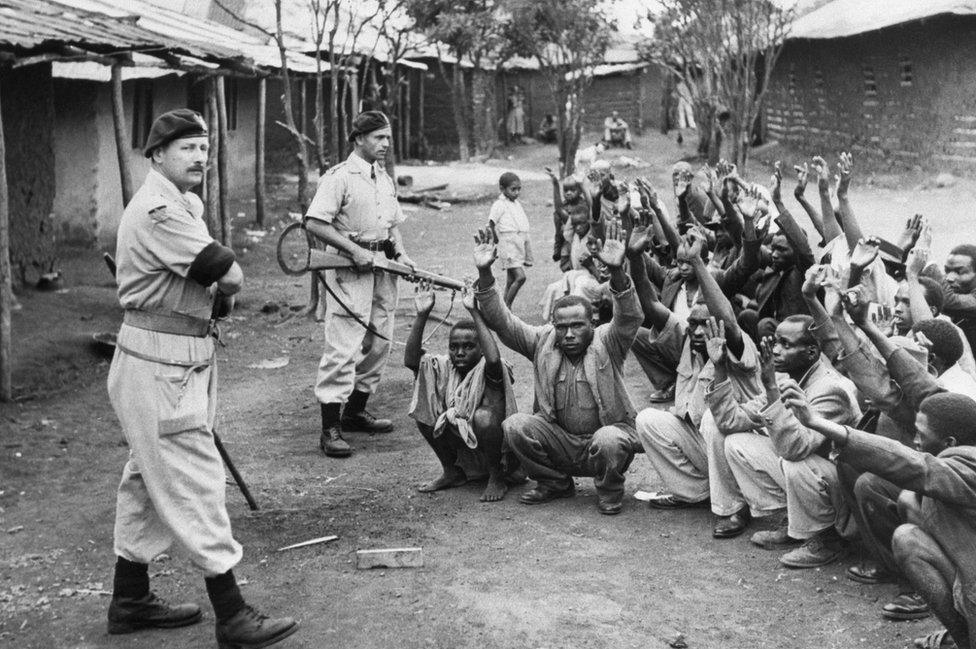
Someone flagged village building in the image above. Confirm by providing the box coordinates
[763,0,976,168]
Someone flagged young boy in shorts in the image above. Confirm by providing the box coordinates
[405,282,519,502]
[489,172,533,308]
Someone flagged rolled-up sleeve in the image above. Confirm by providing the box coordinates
[144,209,217,279]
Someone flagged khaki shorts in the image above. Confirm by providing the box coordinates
[497,231,532,269]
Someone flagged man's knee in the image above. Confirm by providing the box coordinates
[502,413,536,448]
[591,425,629,452]
[891,523,926,564]
[472,407,499,437]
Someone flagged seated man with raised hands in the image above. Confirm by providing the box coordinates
[782,386,976,649]
[405,282,519,503]
[632,231,765,538]
[473,220,644,516]
[708,318,860,567]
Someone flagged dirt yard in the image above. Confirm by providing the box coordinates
[3,130,974,649]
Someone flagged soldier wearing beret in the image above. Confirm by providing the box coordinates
[106,109,297,647]
[304,110,416,457]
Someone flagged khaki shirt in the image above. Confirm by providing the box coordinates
[115,168,215,322]
[554,356,601,436]
[305,152,405,241]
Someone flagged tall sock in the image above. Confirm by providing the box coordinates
[205,571,246,622]
[321,402,341,430]
[345,390,369,415]
[112,556,150,599]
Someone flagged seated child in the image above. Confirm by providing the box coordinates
[405,282,519,502]
[488,172,533,308]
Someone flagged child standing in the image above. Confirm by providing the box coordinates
[488,172,533,308]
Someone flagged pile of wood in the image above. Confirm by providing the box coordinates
[397,183,493,210]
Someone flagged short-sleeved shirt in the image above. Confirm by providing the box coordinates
[488,195,530,233]
[304,152,406,241]
[115,168,216,322]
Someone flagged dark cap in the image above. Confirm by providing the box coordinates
[144,109,208,158]
[348,110,390,142]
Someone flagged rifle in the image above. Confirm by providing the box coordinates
[276,222,465,290]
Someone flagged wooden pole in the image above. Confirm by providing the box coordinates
[403,75,412,159]
[205,78,221,239]
[0,83,12,401]
[110,63,134,206]
[418,71,425,155]
[215,76,230,245]
[255,76,266,227]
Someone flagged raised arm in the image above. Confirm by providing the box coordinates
[404,280,435,374]
[792,162,825,240]
[905,245,936,325]
[545,167,563,211]
[627,209,673,331]
[834,152,864,252]
[638,177,681,257]
[810,155,843,243]
[687,233,745,358]
[461,289,502,378]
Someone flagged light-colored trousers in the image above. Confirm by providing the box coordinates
[315,262,398,404]
[109,324,242,577]
[725,433,852,539]
[637,407,749,515]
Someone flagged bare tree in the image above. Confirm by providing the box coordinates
[644,0,794,166]
[506,0,613,176]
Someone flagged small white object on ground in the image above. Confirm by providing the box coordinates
[247,357,290,370]
[633,490,661,502]
[276,535,339,552]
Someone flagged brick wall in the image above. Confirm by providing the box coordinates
[764,15,976,169]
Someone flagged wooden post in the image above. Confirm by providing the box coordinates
[418,71,425,155]
[0,82,12,401]
[298,77,307,149]
[215,76,230,245]
[349,69,359,120]
[110,62,134,206]
[255,76,266,227]
[205,78,221,239]
[403,75,411,159]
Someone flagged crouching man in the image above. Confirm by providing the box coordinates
[473,222,644,515]
[405,281,519,502]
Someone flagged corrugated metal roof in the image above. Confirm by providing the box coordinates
[0,0,321,74]
[789,0,976,39]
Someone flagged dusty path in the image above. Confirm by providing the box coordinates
[1,130,963,648]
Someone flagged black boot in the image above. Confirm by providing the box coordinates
[320,403,352,457]
[208,571,298,649]
[341,390,393,433]
[107,557,201,634]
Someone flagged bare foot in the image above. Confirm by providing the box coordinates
[479,473,508,502]
[417,470,467,493]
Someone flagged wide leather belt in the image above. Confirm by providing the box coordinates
[123,309,211,337]
[353,239,391,252]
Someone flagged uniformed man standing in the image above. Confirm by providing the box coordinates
[107,109,298,648]
[304,110,415,457]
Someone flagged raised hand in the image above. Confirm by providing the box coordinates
[472,225,498,269]
[779,380,814,426]
[684,230,705,261]
[811,155,830,190]
[627,208,653,255]
[414,279,435,315]
[636,177,660,210]
[793,162,809,199]
[595,218,627,268]
[836,151,853,198]
[905,245,930,280]
[918,221,933,251]
[673,168,694,197]
[895,213,924,252]
[461,286,476,311]
[771,161,783,204]
[704,318,727,366]
[802,264,826,299]
[759,335,777,388]
[544,166,558,181]
[700,164,719,193]
[850,236,880,269]
[842,285,870,326]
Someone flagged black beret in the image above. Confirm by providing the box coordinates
[144,109,208,158]
[348,110,390,142]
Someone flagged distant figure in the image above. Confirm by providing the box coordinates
[506,86,526,144]
[537,114,558,143]
[675,80,696,146]
[573,141,606,181]
[488,172,534,308]
[603,110,633,149]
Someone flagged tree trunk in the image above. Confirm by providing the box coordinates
[450,64,471,162]
[110,63,134,207]
[216,76,230,245]
[313,55,326,171]
[255,77,266,227]
[330,53,340,165]
[205,80,221,238]
[0,83,12,401]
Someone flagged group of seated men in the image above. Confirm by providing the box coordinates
[404,153,976,649]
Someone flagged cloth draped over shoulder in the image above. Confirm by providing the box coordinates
[409,355,518,447]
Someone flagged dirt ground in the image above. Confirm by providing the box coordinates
[2,129,973,649]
